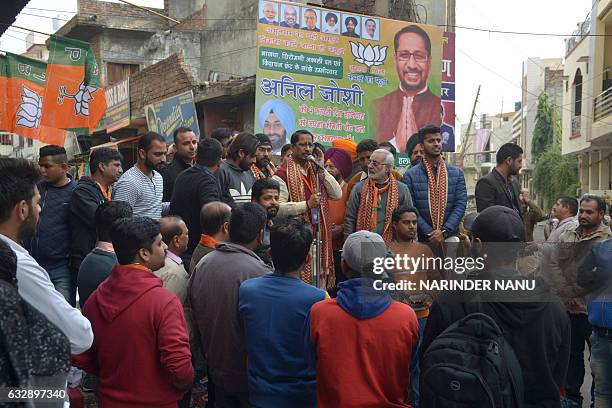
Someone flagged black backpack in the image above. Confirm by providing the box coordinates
[420,312,524,408]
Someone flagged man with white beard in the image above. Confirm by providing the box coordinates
[344,149,413,244]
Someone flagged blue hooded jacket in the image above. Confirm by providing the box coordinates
[577,238,612,329]
[303,278,392,368]
[402,160,467,241]
[336,278,392,319]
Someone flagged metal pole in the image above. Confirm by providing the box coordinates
[313,168,322,288]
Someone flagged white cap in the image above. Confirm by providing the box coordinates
[342,230,387,275]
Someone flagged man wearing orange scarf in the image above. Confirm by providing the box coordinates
[402,125,467,243]
[272,130,342,289]
[189,202,231,274]
[345,149,413,244]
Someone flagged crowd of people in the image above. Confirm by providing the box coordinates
[0,124,611,408]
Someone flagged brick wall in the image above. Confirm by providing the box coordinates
[322,0,419,21]
[79,0,165,19]
[322,0,377,15]
[129,52,198,113]
[77,0,168,31]
[172,6,207,31]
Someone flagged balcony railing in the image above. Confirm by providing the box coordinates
[572,116,581,136]
[594,87,612,122]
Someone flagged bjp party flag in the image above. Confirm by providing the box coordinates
[42,35,105,133]
[0,55,9,132]
[5,53,66,146]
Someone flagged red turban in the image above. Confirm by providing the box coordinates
[324,147,353,180]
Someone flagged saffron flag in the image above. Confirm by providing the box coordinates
[0,55,8,132]
[5,53,66,146]
[42,35,105,133]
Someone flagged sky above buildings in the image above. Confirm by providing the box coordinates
[0,0,593,145]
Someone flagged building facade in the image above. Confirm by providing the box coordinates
[516,57,564,189]
[561,0,612,203]
[460,111,515,210]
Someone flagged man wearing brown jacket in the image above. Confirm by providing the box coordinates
[520,189,546,241]
[188,203,271,407]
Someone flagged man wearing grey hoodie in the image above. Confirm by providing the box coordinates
[216,133,259,207]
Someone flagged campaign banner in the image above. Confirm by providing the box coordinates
[255,0,443,154]
[104,78,130,133]
[145,90,200,144]
[441,31,455,152]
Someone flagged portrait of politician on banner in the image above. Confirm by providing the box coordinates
[373,24,442,152]
[258,99,295,154]
[255,1,442,149]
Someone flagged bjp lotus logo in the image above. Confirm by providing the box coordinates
[349,42,387,68]
[16,86,43,129]
[58,81,98,116]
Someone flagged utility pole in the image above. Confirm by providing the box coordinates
[458,85,481,166]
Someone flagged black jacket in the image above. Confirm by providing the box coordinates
[169,165,222,257]
[475,168,523,217]
[161,157,191,202]
[25,178,76,269]
[422,273,571,408]
[0,280,70,392]
[69,177,107,271]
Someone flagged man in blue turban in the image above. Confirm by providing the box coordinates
[259,99,295,154]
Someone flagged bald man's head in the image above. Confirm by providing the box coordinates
[200,201,232,237]
[160,216,189,256]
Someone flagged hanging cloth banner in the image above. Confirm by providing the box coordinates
[42,34,105,133]
[4,52,66,145]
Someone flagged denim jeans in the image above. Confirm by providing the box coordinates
[591,331,612,407]
[410,316,428,407]
[47,264,76,306]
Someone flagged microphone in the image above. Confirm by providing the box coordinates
[306,155,325,170]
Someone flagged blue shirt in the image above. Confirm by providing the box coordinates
[239,273,326,407]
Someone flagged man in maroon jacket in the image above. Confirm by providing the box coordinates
[374,25,441,151]
[73,217,193,408]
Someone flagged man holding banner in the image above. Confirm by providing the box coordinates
[374,25,441,152]
[272,130,342,289]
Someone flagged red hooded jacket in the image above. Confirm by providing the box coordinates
[72,264,193,408]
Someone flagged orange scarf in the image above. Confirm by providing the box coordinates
[423,157,448,231]
[284,155,334,289]
[251,164,267,180]
[356,178,399,244]
[199,234,218,249]
[124,263,150,272]
[96,182,112,202]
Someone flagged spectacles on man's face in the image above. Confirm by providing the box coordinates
[396,51,428,63]
[369,160,385,167]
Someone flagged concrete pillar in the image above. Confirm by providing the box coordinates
[600,151,611,191]
[580,153,589,194]
[590,151,600,191]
